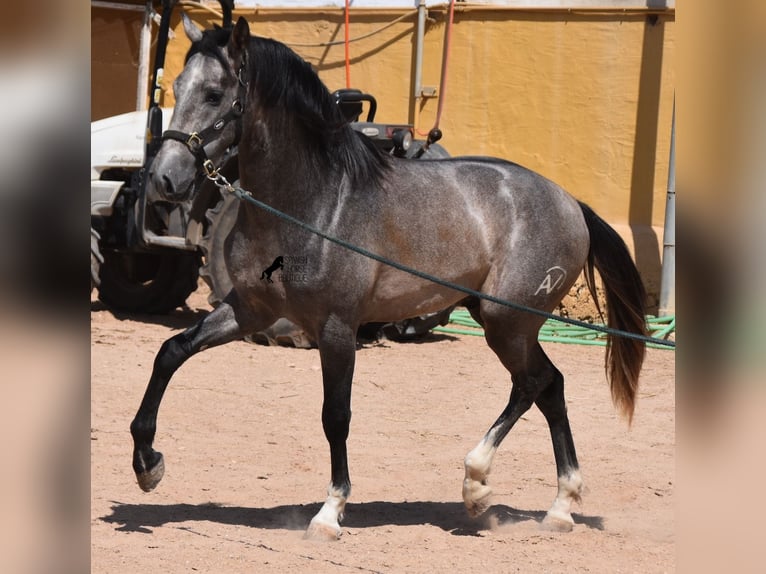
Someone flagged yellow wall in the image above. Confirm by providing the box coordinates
[92,5,675,302]
[91,6,147,121]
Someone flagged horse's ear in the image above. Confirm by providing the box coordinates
[182,13,204,43]
[230,16,250,55]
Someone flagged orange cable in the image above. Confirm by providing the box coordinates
[416,0,456,137]
[344,0,351,88]
[433,0,455,132]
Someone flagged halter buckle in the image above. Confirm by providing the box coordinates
[202,159,218,177]
[186,132,203,150]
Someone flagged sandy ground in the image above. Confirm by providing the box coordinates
[91,285,675,573]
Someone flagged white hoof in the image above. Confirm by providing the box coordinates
[306,486,346,540]
[463,478,493,518]
[305,517,342,541]
[541,509,575,532]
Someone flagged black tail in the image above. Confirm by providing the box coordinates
[579,202,647,424]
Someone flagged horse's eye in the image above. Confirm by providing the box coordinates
[205,91,223,106]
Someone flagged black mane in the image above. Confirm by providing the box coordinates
[185,25,390,186]
[247,36,390,188]
[184,28,390,189]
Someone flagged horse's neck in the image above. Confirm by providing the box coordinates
[241,114,343,207]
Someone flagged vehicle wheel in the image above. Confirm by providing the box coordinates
[199,191,315,348]
[91,227,104,292]
[198,192,238,307]
[98,249,200,314]
[198,186,451,346]
[381,307,455,341]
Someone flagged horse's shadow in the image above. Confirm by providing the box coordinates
[101,500,603,536]
[91,299,460,346]
[90,300,209,330]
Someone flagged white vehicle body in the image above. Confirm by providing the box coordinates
[91,109,171,216]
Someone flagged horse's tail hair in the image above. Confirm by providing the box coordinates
[579,202,647,424]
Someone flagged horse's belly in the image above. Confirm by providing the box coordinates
[361,271,476,323]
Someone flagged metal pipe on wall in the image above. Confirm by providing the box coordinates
[136,1,153,111]
[414,0,426,99]
[658,98,675,316]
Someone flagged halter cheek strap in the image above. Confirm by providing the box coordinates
[161,54,249,177]
[162,98,244,176]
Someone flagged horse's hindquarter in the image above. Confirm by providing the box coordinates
[358,158,590,323]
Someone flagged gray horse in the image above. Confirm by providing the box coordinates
[130,16,647,540]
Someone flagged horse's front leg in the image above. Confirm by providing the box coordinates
[305,317,357,540]
[130,298,271,492]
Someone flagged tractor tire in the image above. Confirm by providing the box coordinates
[199,191,315,348]
[197,183,452,347]
[91,227,104,292]
[198,191,238,307]
[98,249,200,314]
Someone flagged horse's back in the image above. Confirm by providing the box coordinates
[386,155,588,254]
[348,155,590,325]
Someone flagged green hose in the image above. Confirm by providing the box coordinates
[433,309,675,350]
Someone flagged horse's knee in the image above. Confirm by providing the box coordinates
[322,407,351,442]
[153,334,192,375]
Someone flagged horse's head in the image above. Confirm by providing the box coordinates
[148,16,250,202]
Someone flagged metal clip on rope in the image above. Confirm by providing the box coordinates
[206,171,247,197]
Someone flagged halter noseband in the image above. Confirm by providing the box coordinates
[161,54,249,178]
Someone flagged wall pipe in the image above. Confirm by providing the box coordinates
[136,1,153,111]
[344,0,351,88]
[658,97,675,316]
[431,0,456,132]
[414,0,426,99]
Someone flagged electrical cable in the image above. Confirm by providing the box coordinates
[344,0,351,88]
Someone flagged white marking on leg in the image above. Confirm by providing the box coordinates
[542,469,584,532]
[305,484,348,540]
[462,430,499,517]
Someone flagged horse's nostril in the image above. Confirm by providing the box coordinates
[162,175,175,196]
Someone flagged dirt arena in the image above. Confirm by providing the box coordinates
[91,286,675,573]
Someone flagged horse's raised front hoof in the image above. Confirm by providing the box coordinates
[135,452,165,492]
[463,479,493,518]
[304,518,342,541]
[541,511,574,532]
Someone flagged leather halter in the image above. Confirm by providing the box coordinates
[161,54,248,177]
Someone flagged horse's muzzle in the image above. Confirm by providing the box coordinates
[148,149,197,203]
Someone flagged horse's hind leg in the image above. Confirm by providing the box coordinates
[535,358,584,532]
[130,298,272,492]
[463,330,547,517]
[463,330,584,531]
